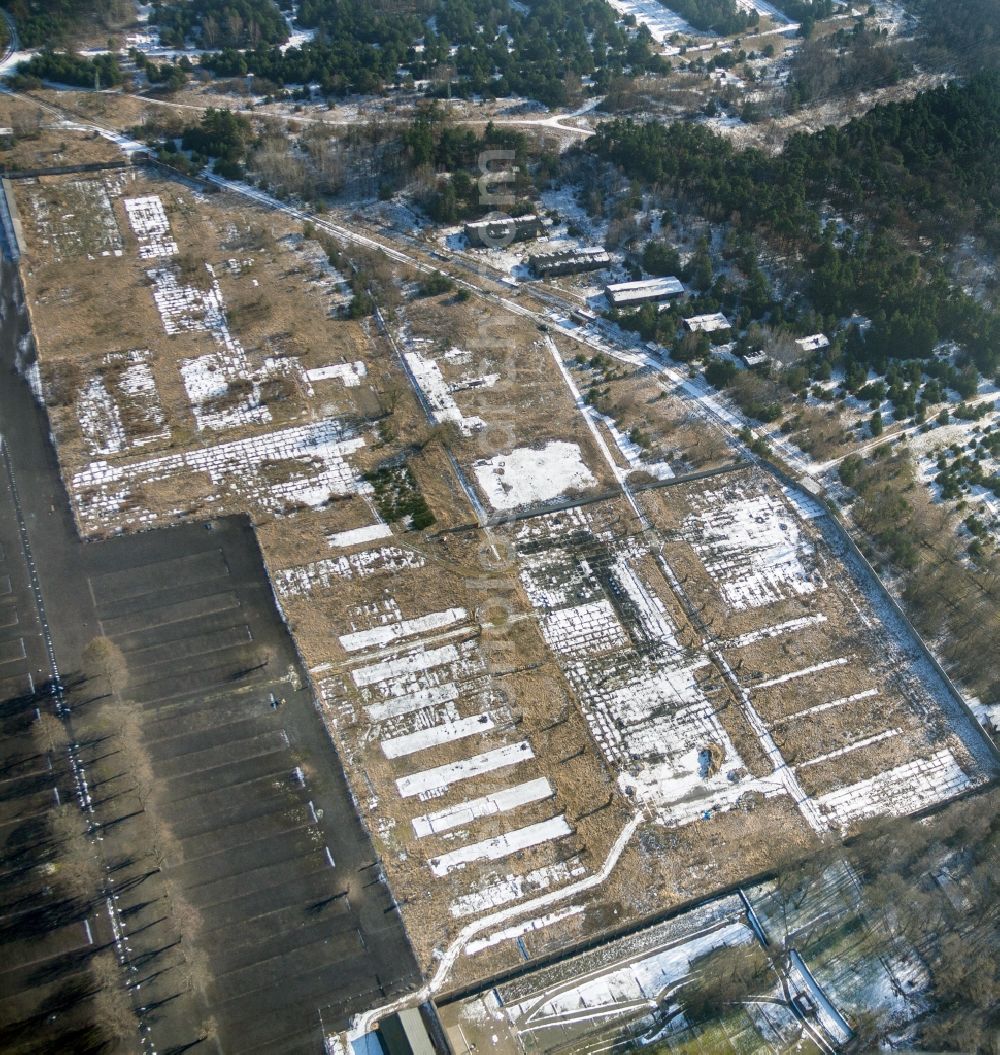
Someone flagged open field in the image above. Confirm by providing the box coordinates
[11,168,998,1015]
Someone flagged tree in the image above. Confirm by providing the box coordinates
[870,410,883,436]
[83,636,129,695]
[642,239,681,277]
[687,235,714,292]
[33,711,69,757]
[50,804,103,902]
[705,357,738,389]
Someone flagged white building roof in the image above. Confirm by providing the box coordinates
[531,246,611,265]
[684,312,730,332]
[605,276,684,305]
[465,214,540,231]
[795,333,830,352]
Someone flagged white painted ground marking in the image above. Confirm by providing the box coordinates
[772,688,880,727]
[796,729,901,769]
[327,524,392,548]
[340,607,467,653]
[753,656,850,691]
[382,713,495,759]
[413,778,554,838]
[465,905,584,956]
[352,644,459,688]
[429,815,572,877]
[396,742,534,798]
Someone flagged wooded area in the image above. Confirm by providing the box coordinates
[588,74,1000,379]
[203,0,665,103]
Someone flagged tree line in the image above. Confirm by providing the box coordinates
[12,49,123,88]
[3,0,132,48]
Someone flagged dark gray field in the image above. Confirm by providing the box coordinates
[83,519,421,1052]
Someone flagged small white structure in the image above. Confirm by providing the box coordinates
[684,312,730,333]
[742,350,769,367]
[795,333,830,354]
[605,276,684,308]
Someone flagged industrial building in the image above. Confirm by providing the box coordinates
[464,214,543,248]
[527,246,611,277]
[605,276,684,308]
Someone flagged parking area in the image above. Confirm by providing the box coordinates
[80,517,422,1052]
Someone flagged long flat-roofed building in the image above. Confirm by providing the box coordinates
[464,214,543,248]
[605,276,684,308]
[527,246,611,277]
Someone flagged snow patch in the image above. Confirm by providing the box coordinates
[396,741,534,799]
[413,778,554,838]
[429,815,572,877]
[474,441,596,511]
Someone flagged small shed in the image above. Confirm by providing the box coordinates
[684,312,730,333]
[795,333,830,354]
[377,1008,436,1055]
